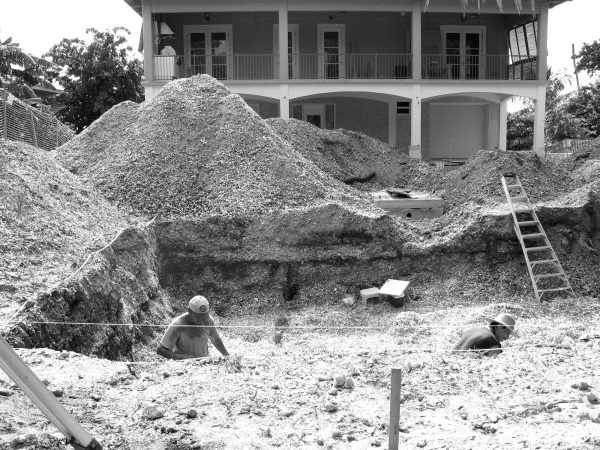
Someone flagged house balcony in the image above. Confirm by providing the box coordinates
[152,53,537,82]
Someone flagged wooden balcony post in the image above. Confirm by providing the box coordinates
[142,0,154,86]
[411,0,422,80]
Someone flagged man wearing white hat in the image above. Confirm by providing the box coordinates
[157,295,230,361]
[453,313,519,356]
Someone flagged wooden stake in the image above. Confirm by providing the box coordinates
[389,368,402,450]
[571,43,580,91]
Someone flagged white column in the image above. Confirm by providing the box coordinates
[411,0,422,80]
[388,101,397,146]
[533,84,546,156]
[278,0,289,118]
[142,0,154,87]
[410,85,422,159]
[280,85,290,119]
[499,99,508,151]
[537,2,549,82]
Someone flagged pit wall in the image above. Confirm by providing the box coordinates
[8,189,600,358]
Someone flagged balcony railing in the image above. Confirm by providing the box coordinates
[422,54,538,80]
[153,53,537,82]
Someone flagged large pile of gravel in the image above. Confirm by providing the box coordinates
[435,150,572,210]
[266,118,440,191]
[0,140,128,307]
[55,75,375,219]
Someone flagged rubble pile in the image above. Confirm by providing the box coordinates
[0,139,128,309]
[55,75,376,219]
[267,118,440,191]
[436,150,573,210]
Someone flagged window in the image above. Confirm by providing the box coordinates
[507,20,538,64]
[397,102,410,114]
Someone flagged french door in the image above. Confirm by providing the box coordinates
[184,25,232,80]
[318,24,345,79]
[441,26,485,80]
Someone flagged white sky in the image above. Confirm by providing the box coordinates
[1,0,598,92]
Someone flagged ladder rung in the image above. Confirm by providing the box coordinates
[531,259,557,265]
[511,196,528,201]
[522,233,545,239]
[534,273,565,280]
[506,184,520,188]
[514,207,533,212]
[525,246,551,252]
[518,221,539,226]
[538,287,573,293]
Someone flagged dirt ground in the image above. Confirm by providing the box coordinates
[1,295,600,450]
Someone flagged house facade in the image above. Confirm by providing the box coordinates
[124,0,569,161]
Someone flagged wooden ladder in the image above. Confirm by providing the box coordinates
[500,173,575,302]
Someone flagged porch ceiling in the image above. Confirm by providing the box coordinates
[123,0,570,16]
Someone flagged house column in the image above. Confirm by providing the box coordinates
[388,101,397,146]
[278,0,289,118]
[142,0,154,85]
[499,99,508,151]
[537,1,549,82]
[533,1,549,156]
[411,0,422,80]
[533,84,547,156]
[410,85,422,159]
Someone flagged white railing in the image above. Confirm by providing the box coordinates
[152,53,536,81]
[153,54,276,81]
[295,53,412,80]
[422,54,538,80]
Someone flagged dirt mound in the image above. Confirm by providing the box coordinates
[55,75,374,219]
[435,150,572,210]
[266,118,440,191]
[0,139,128,318]
[569,137,600,166]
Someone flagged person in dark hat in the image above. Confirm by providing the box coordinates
[157,295,230,361]
[453,314,519,356]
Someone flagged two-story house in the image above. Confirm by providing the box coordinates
[123,0,569,162]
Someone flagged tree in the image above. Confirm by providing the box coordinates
[563,81,600,139]
[507,69,591,149]
[577,40,600,77]
[0,35,55,99]
[44,27,143,132]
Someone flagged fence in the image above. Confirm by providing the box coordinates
[0,89,74,151]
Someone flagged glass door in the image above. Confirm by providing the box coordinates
[318,24,345,79]
[442,26,485,79]
[185,26,232,80]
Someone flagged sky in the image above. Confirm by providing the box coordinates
[0,0,598,93]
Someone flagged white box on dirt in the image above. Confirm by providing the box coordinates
[379,279,410,308]
[379,279,410,298]
[360,287,380,306]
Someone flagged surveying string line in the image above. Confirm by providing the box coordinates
[11,320,511,331]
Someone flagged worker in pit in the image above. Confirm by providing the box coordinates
[453,313,518,356]
[157,295,230,361]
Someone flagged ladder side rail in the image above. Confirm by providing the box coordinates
[521,183,575,296]
[502,176,541,301]
[0,334,101,448]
